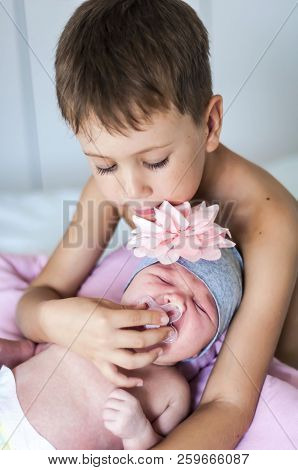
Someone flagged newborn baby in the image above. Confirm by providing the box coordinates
[0,247,243,450]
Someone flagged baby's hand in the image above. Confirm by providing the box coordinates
[102,388,148,440]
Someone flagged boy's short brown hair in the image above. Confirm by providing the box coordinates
[55,0,213,137]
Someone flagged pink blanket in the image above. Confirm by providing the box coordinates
[0,247,297,450]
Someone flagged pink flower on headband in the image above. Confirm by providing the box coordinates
[126,200,236,265]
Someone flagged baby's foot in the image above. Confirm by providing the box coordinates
[17,339,36,363]
[0,338,36,369]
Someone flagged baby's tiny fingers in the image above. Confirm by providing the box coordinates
[102,408,118,421]
[103,420,119,435]
[108,388,132,400]
[104,397,125,411]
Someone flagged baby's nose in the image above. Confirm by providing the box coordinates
[138,295,184,323]
[162,293,186,317]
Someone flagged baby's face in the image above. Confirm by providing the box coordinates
[121,262,218,366]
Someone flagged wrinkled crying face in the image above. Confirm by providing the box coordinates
[121,262,218,366]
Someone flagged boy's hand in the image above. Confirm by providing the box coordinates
[40,296,172,388]
[102,388,148,440]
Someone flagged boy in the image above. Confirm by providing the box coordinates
[16,0,297,449]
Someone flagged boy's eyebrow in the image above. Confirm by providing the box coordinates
[84,142,173,159]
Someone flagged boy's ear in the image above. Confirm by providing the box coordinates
[204,95,223,153]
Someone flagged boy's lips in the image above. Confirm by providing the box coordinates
[133,201,181,217]
[134,207,158,221]
[134,203,162,216]
[135,207,156,216]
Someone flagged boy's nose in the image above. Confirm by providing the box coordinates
[124,175,151,200]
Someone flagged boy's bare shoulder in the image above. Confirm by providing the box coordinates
[197,143,297,243]
[202,143,296,207]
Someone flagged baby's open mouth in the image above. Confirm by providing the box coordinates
[137,295,184,343]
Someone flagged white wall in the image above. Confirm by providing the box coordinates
[24,0,89,190]
[0,0,34,190]
[0,0,89,191]
[0,0,297,191]
[206,0,298,162]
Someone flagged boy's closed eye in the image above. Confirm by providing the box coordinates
[95,156,170,175]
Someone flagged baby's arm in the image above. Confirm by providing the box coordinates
[150,376,191,438]
[124,396,191,450]
[15,175,119,342]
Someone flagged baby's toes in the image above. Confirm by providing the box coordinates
[17,339,36,363]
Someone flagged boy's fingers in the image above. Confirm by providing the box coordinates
[124,302,148,309]
[108,306,169,329]
[100,299,147,311]
[99,360,144,389]
[110,347,164,371]
[114,326,173,349]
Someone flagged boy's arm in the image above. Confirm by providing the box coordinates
[16,175,119,342]
[150,400,249,450]
[152,151,297,449]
